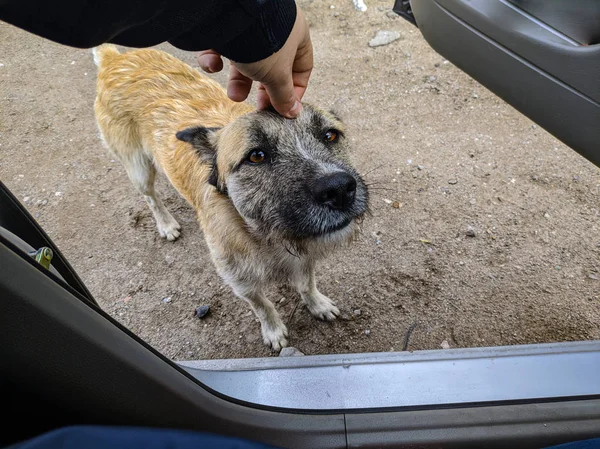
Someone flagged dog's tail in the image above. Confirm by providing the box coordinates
[92,44,120,68]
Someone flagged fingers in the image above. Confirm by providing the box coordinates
[256,84,271,110]
[291,35,313,102]
[197,50,224,73]
[260,68,302,118]
[227,64,253,102]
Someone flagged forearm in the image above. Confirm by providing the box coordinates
[0,0,296,62]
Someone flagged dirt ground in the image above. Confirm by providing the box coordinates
[1,0,599,361]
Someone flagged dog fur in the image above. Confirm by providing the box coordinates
[93,45,368,351]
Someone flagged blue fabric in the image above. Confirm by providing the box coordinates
[8,426,280,449]
[544,439,600,449]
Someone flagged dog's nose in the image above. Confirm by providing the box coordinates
[312,172,357,210]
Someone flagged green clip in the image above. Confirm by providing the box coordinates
[29,247,54,270]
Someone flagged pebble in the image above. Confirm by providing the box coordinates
[193,305,210,318]
[448,179,458,185]
[440,340,451,349]
[417,165,424,170]
[352,0,367,12]
[383,198,393,204]
[23,196,30,202]
[280,347,305,357]
[589,273,599,281]
[364,329,371,336]
[353,309,362,316]
[369,30,401,47]
[466,226,476,237]
[385,10,398,19]
[162,296,172,303]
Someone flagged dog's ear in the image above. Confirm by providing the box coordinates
[176,127,227,195]
[176,127,219,159]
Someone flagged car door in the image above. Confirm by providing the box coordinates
[394,0,600,167]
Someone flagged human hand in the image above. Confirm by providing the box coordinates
[197,5,313,118]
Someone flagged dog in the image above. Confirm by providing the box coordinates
[92,45,369,351]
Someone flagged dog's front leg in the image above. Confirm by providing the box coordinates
[294,262,340,321]
[232,284,288,351]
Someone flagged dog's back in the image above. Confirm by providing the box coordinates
[93,45,250,157]
[93,45,252,238]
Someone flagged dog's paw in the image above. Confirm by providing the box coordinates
[157,219,181,241]
[262,323,289,352]
[306,293,340,321]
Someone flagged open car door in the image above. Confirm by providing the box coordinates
[394,0,600,168]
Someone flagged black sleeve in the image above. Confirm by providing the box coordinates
[0,0,297,63]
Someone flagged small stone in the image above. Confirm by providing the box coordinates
[383,198,393,204]
[440,340,450,349]
[280,347,305,357]
[41,199,48,206]
[352,0,367,12]
[434,63,440,68]
[369,30,401,47]
[466,226,476,237]
[417,165,424,170]
[532,124,537,129]
[353,309,362,316]
[589,273,599,281]
[544,213,550,219]
[469,198,477,205]
[23,196,30,202]
[193,305,210,318]
[162,296,172,303]
[385,10,398,19]
[448,179,458,185]
[364,329,371,336]
[472,92,478,99]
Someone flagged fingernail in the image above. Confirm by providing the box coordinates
[288,101,301,117]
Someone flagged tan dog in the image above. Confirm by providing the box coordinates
[93,45,369,351]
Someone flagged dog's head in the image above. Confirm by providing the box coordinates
[176,105,369,243]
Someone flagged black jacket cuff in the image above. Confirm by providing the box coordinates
[214,0,297,63]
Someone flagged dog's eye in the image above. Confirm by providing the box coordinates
[247,149,267,164]
[324,129,339,143]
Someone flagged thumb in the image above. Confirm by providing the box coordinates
[261,72,302,118]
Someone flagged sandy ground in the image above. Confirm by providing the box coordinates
[1,0,599,361]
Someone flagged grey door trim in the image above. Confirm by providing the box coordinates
[179,340,600,411]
